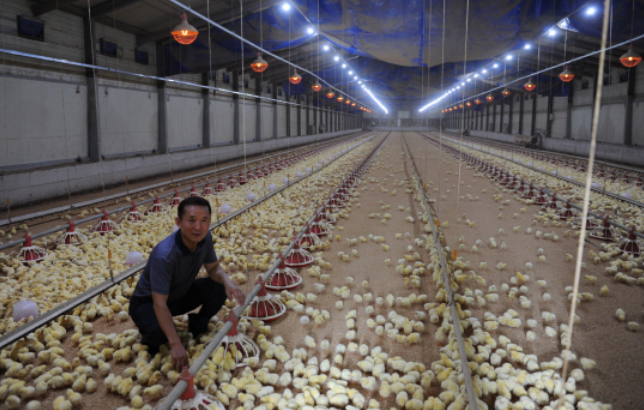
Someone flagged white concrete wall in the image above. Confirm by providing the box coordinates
[277,104,287,137]
[167,95,203,149]
[99,86,158,156]
[239,100,256,142]
[212,98,234,145]
[290,106,298,135]
[260,103,273,140]
[0,76,88,168]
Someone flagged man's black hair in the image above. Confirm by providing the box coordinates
[177,196,212,220]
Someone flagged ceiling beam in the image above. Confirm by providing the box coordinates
[32,0,78,16]
[137,0,281,46]
[90,0,144,17]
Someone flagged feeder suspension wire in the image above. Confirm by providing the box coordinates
[558,0,612,407]
[436,0,446,214]
[240,0,247,173]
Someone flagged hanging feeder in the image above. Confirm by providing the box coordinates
[92,210,118,234]
[170,189,182,206]
[238,171,248,185]
[534,189,549,206]
[620,45,641,68]
[326,90,335,99]
[164,367,225,410]
[284,237,315,267]
[250,52,269,73]
[524,78,536,92]
[557,200,577,220]
[16,233,48,265]
[289,69,302,85]
[310,213,331,237]
[571,214,599,230]
[588,216,623,241]
[299,224,321,249]
[559,65,574,82]
[266,256,303,290]
[55,221,88,246]
[617,228,642,256]
[228,174,239,188]
[149,196,168,214]
[215,178,226,192]
[203,182,214,196]
[189,186,199,197]
[245,277,287,321]
[126,202,143,222]
[311,79,322,92]
[171,13,199,45]
[221,312,260,368]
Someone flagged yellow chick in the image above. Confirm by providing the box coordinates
[584,275,597,285]
[600,285,609,296]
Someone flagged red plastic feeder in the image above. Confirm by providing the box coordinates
[596,168,605,178]
[215,178,226,193]
[169,367,225,410]
[557,200,577,220]
[255,168,265,178]
[245,277,287,321]
[300,225,321,249]
[149,196,167,213]
[266,257,303,290]
[170,189,182,206]
[247,169,256,180]
[284,238,315,267]
[534,189,549,206]
[17,233,48,265]
[221,312,260,368]
[310,214,331,237]
[189,186,199,197]
[203,182,214,196]
[228,174,239,188]
[92,210,118,234]
[238,171,248,185]
[609,171,617,182]
[636,177,643,187]
[621,173,630,184]
[126,202,143,222]
[617,228,642,256]
[589,217,623,241]
[572,215,599,230]
[505,176,517,189]
[55,221,88,246]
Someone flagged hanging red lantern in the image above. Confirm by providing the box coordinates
[351,102,356,107]
[620,45,641,68]
[337,96,344,102]
[311,79,322,92]
[171,13,199,45]
[524,78,536,92]
[250,52,268,73]
[474,98,482,105]
[289,69,302,85]
[502,87,511,97]
[345,99,351,105]
[459,104,464,109]
[326,90,335,98]
[466,101,472,107]
[485,93,494,102]
[559,65,574,82]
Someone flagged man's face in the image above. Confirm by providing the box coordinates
[175,205,211,244]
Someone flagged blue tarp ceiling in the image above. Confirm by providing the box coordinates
[165,0,644,110]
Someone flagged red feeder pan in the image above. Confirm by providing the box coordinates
[589,216,623,241]
[284,239,314,267]
[221,312,260,368]
[245,277,287,321]
[596,169,605,178]
[238,172,248,185]
[126,202,143,222]
[149,196,167,213]
[621,173,630,184]
[255,168,265,178]
[300,225,321,249]
[228,175,239,188]
[170,189,182,206]
[203,182,214,196]
[17,233,48,265]
[56,221,88,246]
[636,177,643,187]
[609,171,617,182]
[247,170,256,180]
[170,367,225,410]
[92,210,118,234]
[189,185,199,197]
[534,189,549,206]
[310,214,330,237]
[572,215,599,230]
[266,257,303,290]
[557,200,576,220]
[215,178,226,193]
[617,228,642,256]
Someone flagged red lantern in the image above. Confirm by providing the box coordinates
[524,78,536,92]
[326,90,335,98]
[289,69,302,85]
[337,96,344,102]
[311,80,322,92]
[171,13,199,45]
[474,99,482,105]
[620,45,641,68]
[559,65,574,83]
[502,88,511,97]
[485,93,494,102]
[250,53,268,73]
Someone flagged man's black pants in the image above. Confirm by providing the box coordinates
[129,278,227,354]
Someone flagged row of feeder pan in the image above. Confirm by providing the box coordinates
[13,146,344,263]
[216,144,368,369]
[451,134,644,186]
[424,133,644,257]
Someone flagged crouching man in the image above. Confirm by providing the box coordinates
[129,196,245,370]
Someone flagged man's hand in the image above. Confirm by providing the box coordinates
[225,282,246,305]
[170,341,189,371]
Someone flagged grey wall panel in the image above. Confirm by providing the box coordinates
[260,104,273,140]
[167,96,203,149]
[239,101,257,142]
[277,104,287,137]
[212,98,234,145]
[0,76,87,168]
[99,86,157,155]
